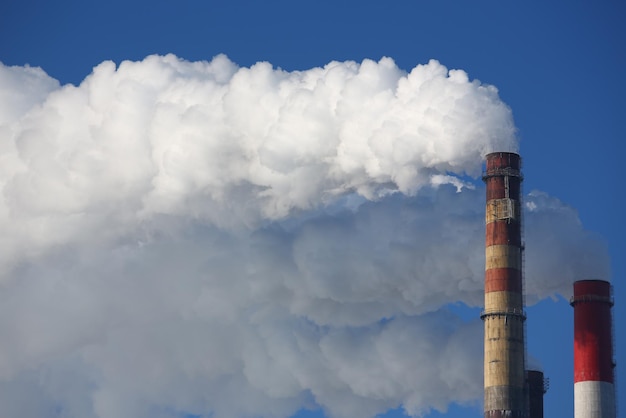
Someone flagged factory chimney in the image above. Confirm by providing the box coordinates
[527,370,548,418]
[571,280,616,418]
[482,152,527,418]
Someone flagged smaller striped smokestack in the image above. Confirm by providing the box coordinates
[571,279,616,418]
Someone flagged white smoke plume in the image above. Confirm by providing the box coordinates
[0,55,608,418]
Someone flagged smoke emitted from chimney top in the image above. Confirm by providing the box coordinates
[0,55,607,418]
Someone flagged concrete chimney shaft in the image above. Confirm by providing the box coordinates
[571,280,616,418]
[482,152,527,418]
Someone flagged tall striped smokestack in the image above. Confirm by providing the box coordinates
[482,152,527,418]
[571,280,616,418]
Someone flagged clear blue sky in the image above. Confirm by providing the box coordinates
[1,1,624,418]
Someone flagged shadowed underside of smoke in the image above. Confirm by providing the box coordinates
[0,189,607,418]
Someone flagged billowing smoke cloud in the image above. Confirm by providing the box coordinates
[0,55,608,418]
